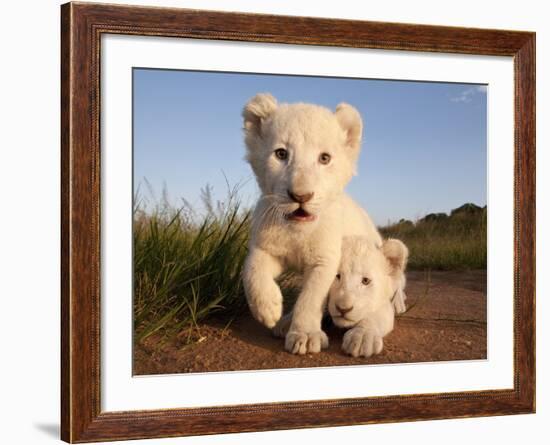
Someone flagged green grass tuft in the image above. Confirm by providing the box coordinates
[133,185,251,342]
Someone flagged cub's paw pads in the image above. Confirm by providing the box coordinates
[285,330,329,355]
[342,326,383,358]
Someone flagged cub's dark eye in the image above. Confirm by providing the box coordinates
[336,273,341,280]
[274,148,288,160]
[362,277,371,286]
[319,152,331,165]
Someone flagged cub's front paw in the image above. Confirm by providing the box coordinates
[392,289,407,315]
[248,297,283,329]
[342,326,383,358]
[285,330,329,355]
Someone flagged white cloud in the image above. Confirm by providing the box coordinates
[450,85,487,103]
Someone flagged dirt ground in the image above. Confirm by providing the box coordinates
[133,270,486,375]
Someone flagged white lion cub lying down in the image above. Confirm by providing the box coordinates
[328,236,409,358]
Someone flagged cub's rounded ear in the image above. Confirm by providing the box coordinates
[335,103,363,151]
[242,93,278,139]
[381,238,409,276]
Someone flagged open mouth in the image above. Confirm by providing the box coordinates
[285,207,316,222]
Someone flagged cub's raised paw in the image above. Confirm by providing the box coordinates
[342,326,383,358]
[249,297,283,329]
[285,330,329,355]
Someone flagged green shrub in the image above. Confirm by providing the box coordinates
[380,206,487,270]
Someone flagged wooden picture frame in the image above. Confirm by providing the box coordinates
[61,2,535,442]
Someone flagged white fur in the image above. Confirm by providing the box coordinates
[328,236,409,358]
[242,93,382,354]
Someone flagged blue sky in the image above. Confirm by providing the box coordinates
[133,68,487,226]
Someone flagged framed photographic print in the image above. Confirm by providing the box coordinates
[61,2,535,442]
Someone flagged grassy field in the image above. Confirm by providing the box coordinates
[133,190,486,342]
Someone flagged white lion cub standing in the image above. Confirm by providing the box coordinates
[241,93,384,354]
[328,236,409,357]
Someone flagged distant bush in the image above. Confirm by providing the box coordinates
[380,204,487,270]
